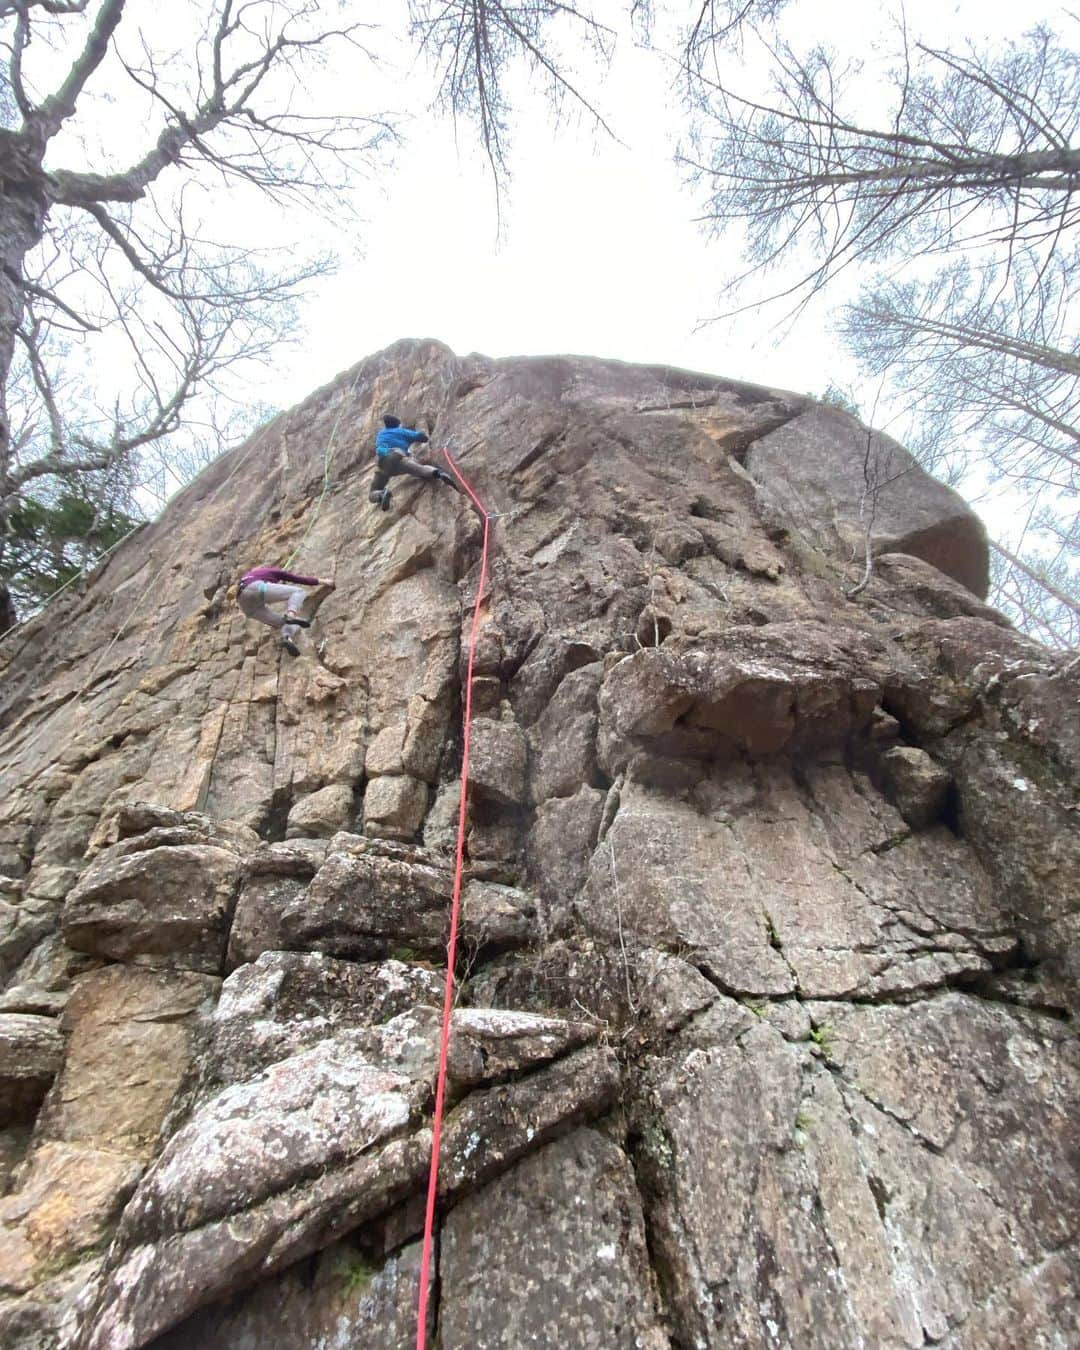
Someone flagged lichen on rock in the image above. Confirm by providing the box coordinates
[0,340,1076,1350]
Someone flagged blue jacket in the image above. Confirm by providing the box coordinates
[375,426,426,457]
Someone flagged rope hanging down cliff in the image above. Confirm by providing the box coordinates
[415,444,492,1350]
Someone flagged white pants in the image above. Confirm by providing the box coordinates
[238,581,309,641]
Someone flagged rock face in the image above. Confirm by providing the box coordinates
[0,340,1077,1349]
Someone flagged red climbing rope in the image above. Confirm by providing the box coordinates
[415,446,491,1350]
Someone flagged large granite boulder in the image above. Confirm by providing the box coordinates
[0,342,1073,1350]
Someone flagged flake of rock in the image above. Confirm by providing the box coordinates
[87,803,259,859]
[879,745,952,828]
[245,838,329,877]
[635,949,718,1032]
[78,1043,617,1350]
[745,405,988,595]
[439,1043,620,1194]
[869,554,1009,624]
[446,1008,597,1087]
[528,786,605,905]
[63,842,244,973]
[0,897,59,986]
[0,984,67,1017]
[119,1031,426,1247]
[528,664,602,803]
[205,951,443,1087]
[0,1014,63,1125]
[235,849,453,965]
[461,879,538,946]
[151,1238,430,1350]
[76,1131,432,1350]
[468,718,528,805]
[284,783,355,839]
[362,774,428,841]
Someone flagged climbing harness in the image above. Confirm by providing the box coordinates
[414,445,492,1350]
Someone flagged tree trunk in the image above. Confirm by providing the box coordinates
[0,154,50,635]
[992,540,1080,623]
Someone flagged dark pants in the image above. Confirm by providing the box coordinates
[369,450,439,502]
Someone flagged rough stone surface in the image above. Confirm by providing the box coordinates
[468,717,528,805]
[0,1014,63,1125]
[0,342,1074,1350]
[879,744,952,827]
[460,879,539,947]
[230,845,454,963]
[284,784,355,839]
[63,841,244,973]
[441,1129,666,1349]
[745,404,990,596]
[362,775,429,841]
[204,951,443,1088]
[77,1039,617,1349]
[153,1239,430,1350]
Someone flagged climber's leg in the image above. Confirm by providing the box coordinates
[281,585,310,647]
[238,581,285,630]
[392,454,440,484]
[238,583,312,653]
[369,462,391,506]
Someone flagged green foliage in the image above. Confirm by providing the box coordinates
[2,491,140,610]
[809,1022,834,1057]
[330,1248,377,1298]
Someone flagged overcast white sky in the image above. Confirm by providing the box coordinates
[279,0,1067,421]
[25,0,1075,537]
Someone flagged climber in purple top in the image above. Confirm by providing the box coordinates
[369,414,458,510]
[237,566,334,658]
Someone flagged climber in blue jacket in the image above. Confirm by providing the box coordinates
[369,414,458,510]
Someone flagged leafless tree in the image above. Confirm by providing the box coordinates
[677,0,789,72]
[991,528,1080,650]
[844,261,1078,495]
[680,13,1080,643]
[0,0,391,631]
[682,22,1080,310]
[406,0,616,196]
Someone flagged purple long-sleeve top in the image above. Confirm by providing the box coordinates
[240,566,319,588]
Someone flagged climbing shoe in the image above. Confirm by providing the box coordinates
[380,487,392,511]
[434,469,455,486]
[283,615,311,629]
[282,638,301,658]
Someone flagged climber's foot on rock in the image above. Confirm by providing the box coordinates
[282,638,301,658]
[380,487,392,511]
[284,614,311,629]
